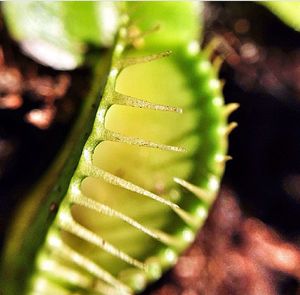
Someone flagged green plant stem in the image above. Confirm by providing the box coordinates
[0,50,113,295]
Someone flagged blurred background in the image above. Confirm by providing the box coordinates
[0,2,300,294]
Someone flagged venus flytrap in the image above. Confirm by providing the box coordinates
[1,2,237,295]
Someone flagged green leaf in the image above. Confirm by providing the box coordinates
[1,2,233,294]
[128,2,203,50]
[2,1,120,69]
[260,2,300,31]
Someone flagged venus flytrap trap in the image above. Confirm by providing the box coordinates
[1,2,238,295]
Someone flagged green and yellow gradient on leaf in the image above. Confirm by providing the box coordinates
[1,2,236,295]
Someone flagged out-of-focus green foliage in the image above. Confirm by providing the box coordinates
[128,2,202,50]
[261,2,300,31]
[2,1,120,69]
[2,1,202,70]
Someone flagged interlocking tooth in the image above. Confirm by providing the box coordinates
[85,165,180,210]
[58,212,145,270]
[47,235,132,294]
[30,276,70,295]
[174,177,213,204]
[119,269,147,292]
[223,155,233,162]
[94,280,130,295]
[126,24,161,49]
[105,129,186,153]
[128,24,160,40]
[70,192,162,241]
[37,256,92,289]
[117,51,172,69]
[111,91,182,113]
[215,154,233,165]
[173,206,199,228]
[151,229,187,250]
[213,55,224,74]
[203,37,222,60]
[82,165,200,228]
[224,103,239,117]
[225,122,238,136]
